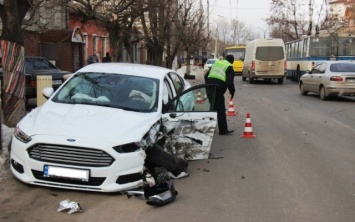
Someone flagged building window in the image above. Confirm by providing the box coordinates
[93,36,97,51]
[102,37,106,55]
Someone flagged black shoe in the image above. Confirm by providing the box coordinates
[219,130,234,135]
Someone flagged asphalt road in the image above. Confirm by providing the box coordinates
[1,76,355,222]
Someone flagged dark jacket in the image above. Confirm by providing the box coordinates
[205,63,235,97]
[102,56,111,63]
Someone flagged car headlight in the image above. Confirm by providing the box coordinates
[14,126,32,143]
[113,143,140,153]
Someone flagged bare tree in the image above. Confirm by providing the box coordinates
[138,0,174,66]
[68,0,137,62]
[176,0,207,73]
[218,20,229,46]
[264,0,343,42]
[0,0,34,127]
[229,19,258,44]
[265,0,309,41]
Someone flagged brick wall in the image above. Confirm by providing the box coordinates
[24,32,40,56]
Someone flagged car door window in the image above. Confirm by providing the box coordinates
[168,73,185,95]
[319,63,326,74]
[164,84,216,113]
[312,64,322,74]
[163,79,174,103]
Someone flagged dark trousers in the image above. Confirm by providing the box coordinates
[206,83,228,133]
[214,86,228,133]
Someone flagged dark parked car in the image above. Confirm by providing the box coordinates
[0,56,71,100]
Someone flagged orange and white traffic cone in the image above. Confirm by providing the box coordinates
[196,91,203,104]
[241,113,256,138]
[227,98,237,116]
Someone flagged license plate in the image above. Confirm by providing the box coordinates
[346,79,355,83]
[52,80,62,85]
[43,165,89,181]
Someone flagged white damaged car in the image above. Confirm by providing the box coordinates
[9,63,217,192]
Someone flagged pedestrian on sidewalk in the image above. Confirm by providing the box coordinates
[102,52,111,63]
[87,50,99,64]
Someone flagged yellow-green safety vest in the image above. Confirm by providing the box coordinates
[208,60,232,82]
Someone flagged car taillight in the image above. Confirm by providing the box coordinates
[330,76,343,81]
[252,61,255,71]
[30,80,36,87]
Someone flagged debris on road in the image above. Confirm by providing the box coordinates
[57,199,83,214]
[125,167,179,207]
[208,153,224,159]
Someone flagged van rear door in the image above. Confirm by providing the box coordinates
[255,46,285,75]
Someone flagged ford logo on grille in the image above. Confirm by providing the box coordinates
[67,139,76,142]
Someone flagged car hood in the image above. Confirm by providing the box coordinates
[19,101,161,144]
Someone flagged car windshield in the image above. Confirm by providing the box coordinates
[330,63,355,72]
[206,60,216,64]
[52,72,160,112]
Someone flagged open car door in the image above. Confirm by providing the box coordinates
[162,84,217,160]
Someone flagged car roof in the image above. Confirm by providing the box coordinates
[319,60,355,65]
[77,63,174,80]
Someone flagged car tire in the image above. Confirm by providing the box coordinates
[7,138,12,153]
[300,82,308,95]
[278,78,283,84]
[242,76,246,81]
[248,74,253,84]
[320,86,327,100]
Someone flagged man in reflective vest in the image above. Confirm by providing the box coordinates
[205,55,235,135]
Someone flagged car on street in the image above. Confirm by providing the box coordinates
[0,56,71,100]
[9,62,217,192]
[203,59,217,70]
[24,56,72,99]
[299,61,355,100]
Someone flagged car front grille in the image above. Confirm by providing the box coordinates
[28,144,115,167]
[32,170,106,186]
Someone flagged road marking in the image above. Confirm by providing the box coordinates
[333,119,355,134]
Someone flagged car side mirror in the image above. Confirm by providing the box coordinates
[42,87,54,99]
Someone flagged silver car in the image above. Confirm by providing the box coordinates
[203,59,217,70]
[299,61,355,100]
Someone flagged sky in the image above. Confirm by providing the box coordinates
[203,0,328,37]
[207,0,271,30]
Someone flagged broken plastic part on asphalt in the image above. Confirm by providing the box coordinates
[57,199,83,214]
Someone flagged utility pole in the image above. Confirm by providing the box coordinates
[307,0,313,35]
[214,27,218,59]
[236,0,238,20]
[207,0,210,58]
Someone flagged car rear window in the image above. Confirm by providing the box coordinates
[256,46,284,61]
[330,63,355,72]
[25,58,58,71]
